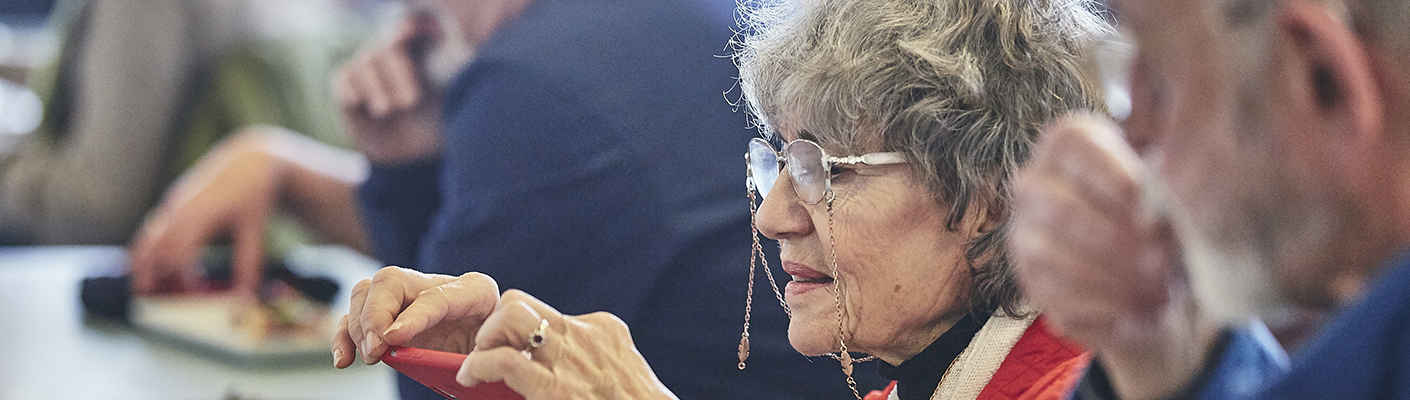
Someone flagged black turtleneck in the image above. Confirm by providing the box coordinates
[876,312,988,400]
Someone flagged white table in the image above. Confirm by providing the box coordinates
[0,246,396,400]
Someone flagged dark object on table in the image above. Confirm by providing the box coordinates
[80,275,131,320]
[263,264,339,304]
[79,260,340,322]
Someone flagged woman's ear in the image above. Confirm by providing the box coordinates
[1275,0,1383,158]
[981,201,1006,234]
[963,192,1006,237]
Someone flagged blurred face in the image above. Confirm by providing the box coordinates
[1113,0,1347,321]
[755,132,979,364]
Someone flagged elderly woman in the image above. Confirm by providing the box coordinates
[332,0,1108,398]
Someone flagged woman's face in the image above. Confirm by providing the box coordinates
[756,134,983,364]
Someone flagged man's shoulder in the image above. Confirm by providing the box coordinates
[1258,252,1410,399]
[1070,322,1290,400]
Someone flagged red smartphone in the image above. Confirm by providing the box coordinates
[381,346,526,400]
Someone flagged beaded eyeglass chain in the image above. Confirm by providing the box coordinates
[741,165,877,400]
[739,170,792,370]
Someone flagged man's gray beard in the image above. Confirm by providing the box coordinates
[1143,171,1295,329]
[1178,224,1296,328]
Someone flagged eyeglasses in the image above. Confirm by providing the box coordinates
[746,137,907,205]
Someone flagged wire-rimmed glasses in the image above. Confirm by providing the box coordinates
[746,137,907,205]
[741,137,906,396]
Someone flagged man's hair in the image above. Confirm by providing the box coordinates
[1221,0,1410,65]
[1346,0,1410,60]
[734,0,1110,317]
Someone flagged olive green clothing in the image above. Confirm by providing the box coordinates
[0,0,367,245]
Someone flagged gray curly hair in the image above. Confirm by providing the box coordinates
[734,0,1110,318]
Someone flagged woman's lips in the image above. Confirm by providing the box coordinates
[782,262,833,296]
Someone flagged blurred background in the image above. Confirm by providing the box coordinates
[0,0,51,142]
[0,1,399,398]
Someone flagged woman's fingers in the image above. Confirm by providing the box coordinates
[383,272,500,346]
[128,229,169,294]
[344,278,374,363]
[129,207,200,294]
[458,347,562,398]
[475,299,548,357]
[355,266,427,363]
[128,132,287,295]
[128,211,211,294]
[342,267,496,362]
[475,290,565,355]
[452,290,678,400]
[127,217,162,293]
[332,314,358,368]
[229,209,268,296]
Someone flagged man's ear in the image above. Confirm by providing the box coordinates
[1276,0,1383,159]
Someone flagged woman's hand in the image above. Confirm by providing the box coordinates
[129,128,285,296]
[457,290,679,400]
[128,126,368,296]
[332,268,677,399]
[333,267,501,366]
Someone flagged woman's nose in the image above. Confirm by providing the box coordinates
[756,170,814,240]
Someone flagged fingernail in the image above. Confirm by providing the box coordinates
[384,321,403,337]
[333,348,344,367]
[363,331,381,363]
[455,368,475,387]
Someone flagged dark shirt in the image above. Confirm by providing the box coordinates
[1165,251,1410,400]
[1071,326,1286,400]
[878,312,987,400]
[1256,251,1410,399]
[356,0,884,398]
[1073,253,1410,400]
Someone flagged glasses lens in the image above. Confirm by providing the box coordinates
[748,139,780,200]
[783,141,827,203]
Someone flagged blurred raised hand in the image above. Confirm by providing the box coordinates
[335,10,465,165]
[1009,113,1219,400]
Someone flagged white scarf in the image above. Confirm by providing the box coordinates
[885,312,1038,400]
